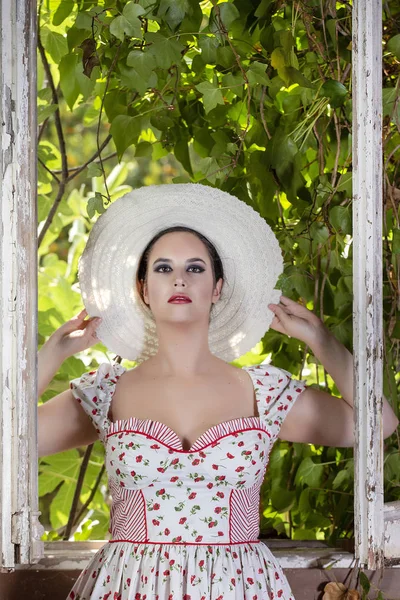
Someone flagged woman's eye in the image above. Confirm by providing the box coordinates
[188,266,204,273]
[156,265,171,273]
[155,265,204,273]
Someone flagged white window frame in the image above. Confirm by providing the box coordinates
[0,0,399,572]
[0,0,44,569]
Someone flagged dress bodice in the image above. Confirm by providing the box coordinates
[70,362,307,546]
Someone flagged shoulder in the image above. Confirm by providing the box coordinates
[242,362,307,406]
[70,361,127,394]
[241,362,294,386]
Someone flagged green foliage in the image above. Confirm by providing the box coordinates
[37,0,400,547]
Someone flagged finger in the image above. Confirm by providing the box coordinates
[88,317,102,336]
[269,303,291,324]
[279,296,305,308]
[268,315,286,334]
[73,308,87,320]
[269,303,290,315]
[279,295,296,305]
[277,297,309,316]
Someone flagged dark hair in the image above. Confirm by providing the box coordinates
[136,226,224,311]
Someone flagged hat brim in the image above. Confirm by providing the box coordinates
[78,183,283,362]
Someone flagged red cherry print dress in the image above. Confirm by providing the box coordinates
[67,361,307,599]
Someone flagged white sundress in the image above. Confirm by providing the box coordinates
[67,361,307,600]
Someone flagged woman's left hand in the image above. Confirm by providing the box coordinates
[268,295,327,347]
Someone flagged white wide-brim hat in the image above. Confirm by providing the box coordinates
[78,183,283,363]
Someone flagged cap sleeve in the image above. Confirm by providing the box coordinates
[243,363,307,442]
[69,361,126,443]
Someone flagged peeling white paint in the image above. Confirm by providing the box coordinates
[384,502,400,559]
[353,0,384,569]
[0,0,43,569]
[351,0,396,568]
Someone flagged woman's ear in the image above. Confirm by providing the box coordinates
[213,277,223,304]
[139,278,149,306]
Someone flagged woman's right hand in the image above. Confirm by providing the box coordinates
[46,308,102,361]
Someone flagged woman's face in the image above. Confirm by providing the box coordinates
[141,231,223,324]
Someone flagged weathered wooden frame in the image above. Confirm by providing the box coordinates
[0,0,44,570]
[352,0,400,568]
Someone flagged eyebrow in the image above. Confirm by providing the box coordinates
[152,257,206,266]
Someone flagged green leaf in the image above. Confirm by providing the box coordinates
[135,141,153,157]
[383,87,400,122]
[329,206,352,235]
[158,0,189,29]
[298,487,311,518]
[110,3,145,41]
[174,138,193,176]
[38,88,53,103]
[255,0,274,18]
[326,19,338,50]
[209,2,240,34]
[271,47,286,69]
[332,469,350,489]
[198,36,219,64]
[125,50,157,95]
[387,34,400,59]
[87,162,103,178]
[110,16,134,41]
[41,27,69,63]
[247,61,270,86]
[305,512,332,528]
[52,0,74,26]
[87,192,105,219]
[309,221,330,244]
[124,2,145,29]
[50,480,76,530]
[38,104,58,124]
[124,2,146,19]
[392,228,400,254]
[359,571,371,593]
[336,172,352,195]
[74,11,93,30]
[59,53,80,110]
[216,45,235,69]
[146,32,184,69]
[39,450,81,495]
[110,115,142,160]
[294,457,324,487]
[195,81,225,114]
[270,132,297,169]
[320,79,348,107]
[58,356,87,380]
[292,528,317,540]
[270,486,296,512]
[150,112,175,131]
[283,66,314,89]
[38,195,52,223]
[384,452,400,480]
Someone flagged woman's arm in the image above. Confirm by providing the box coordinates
[269,296,399,446]
[37,309,103,456]
[38,336,65,397]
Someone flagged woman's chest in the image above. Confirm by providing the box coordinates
[108,370,257,452]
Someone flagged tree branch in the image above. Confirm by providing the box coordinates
[63,444,93,540]
[37,30,69,181]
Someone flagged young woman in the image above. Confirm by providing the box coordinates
[38,184,398,600]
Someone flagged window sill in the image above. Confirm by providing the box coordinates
[13,539,366,570]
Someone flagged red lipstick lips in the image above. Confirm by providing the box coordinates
[168,294,192,303]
